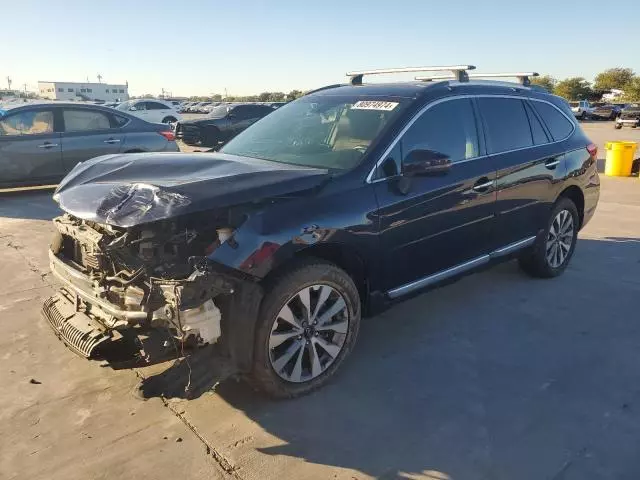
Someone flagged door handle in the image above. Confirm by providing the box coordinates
[104,139,121,144]
[472,178,495,192]
[38,143,58,149]
[545,158,560,169]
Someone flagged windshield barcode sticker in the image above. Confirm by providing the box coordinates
[351,101,398,111]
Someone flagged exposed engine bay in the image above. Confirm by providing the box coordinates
[44,211,245,358]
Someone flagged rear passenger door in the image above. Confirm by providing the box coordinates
[373,98,497,292]
[60,108,124,174]
[0,107,63,187]
[477,97,566,249]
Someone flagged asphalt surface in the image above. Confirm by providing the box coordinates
[1,121,640,480]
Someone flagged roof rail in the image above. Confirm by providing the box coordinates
[346,65,476,86]
[415,72,539,86]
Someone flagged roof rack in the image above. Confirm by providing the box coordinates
[346,65,476,86]
[415,72,539,86]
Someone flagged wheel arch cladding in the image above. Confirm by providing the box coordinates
[558,185,585,228]
[266,242,369,310]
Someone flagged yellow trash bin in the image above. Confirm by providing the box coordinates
[604,141,637,177]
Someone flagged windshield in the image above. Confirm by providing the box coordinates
[221,95,407,171]
[116,100,134,111]
[207,105,229,118]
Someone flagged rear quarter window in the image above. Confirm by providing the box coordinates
[477,97,533,153]
[531,101,574,141]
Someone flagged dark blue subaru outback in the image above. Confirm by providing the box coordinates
[45,66,600,397]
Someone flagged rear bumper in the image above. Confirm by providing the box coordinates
[617,118,640,126]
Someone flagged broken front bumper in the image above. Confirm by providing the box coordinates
[45,249,230,359]
[48,249,148,323]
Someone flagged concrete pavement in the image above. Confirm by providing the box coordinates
[1,122,640,480]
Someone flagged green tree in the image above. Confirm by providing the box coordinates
[530,75,556,92]
[594,68,635,91]
[553,77,593,100]
[286,89,303,101]
[257,92,271,102]
[621,77,640,101]
[268,92,285,102]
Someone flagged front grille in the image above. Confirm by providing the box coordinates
[175,123,201,142]
[42,291,112,358]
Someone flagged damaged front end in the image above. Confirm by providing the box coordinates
[44,210,244,359]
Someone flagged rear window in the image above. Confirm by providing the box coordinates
[477,97,532,153]
[531,101,574,141]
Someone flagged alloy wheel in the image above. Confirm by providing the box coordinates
[269,284,349,383]
[546,209,574,268]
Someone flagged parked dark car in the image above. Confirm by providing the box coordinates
[615,103,640,129]
[590,103,621,120]
[44,67,599,398]
[175,103,276,148]
[0,102,179,189]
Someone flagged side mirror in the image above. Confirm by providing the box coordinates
[227,113,235,119]
[129,106,137,111]
[403,149,452,176]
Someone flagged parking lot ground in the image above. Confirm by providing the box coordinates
[1,121,640,480]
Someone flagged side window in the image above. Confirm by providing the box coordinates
[147,101,168,110]
[112,114,130,128]
[63,109,111,132]
[0,110,54,136]
[133,102,146,111]
[531,101,574,141]
[231,106,249,120]
[478,97,532,153]
[524,102,550,145]
[401,98,479,165]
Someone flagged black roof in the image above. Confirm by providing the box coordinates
[308,80,552,100]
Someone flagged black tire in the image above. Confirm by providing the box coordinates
[162,116,177,124]
[518,197,579,278]
[615,123,623,129]
[202,128,221,148]
[251,259,361,398]
[580,112,586,120]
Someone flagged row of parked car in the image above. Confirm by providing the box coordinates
[570,100,640,129]
[0,96,289,188]
[179,100,286,114]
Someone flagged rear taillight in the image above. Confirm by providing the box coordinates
[587,143,598,158]
[158,130,175,142]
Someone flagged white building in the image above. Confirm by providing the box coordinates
[37,81,129,102]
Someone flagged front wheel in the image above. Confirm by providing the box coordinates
[615,123,623,129]
[251,259,361,398]
[518,197,579,278]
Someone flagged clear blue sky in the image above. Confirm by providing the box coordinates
[3,0,640,96]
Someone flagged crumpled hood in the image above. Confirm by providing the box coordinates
[53,152,329,227]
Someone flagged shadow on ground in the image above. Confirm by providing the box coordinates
[0,190,61,220]
[136,236,640,480]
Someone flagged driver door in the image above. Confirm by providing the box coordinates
[372,98,498,294]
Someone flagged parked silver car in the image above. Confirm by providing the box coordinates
[0,102,179,188]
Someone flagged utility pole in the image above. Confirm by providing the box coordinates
[97,73,102,83]
[6,76,12,90]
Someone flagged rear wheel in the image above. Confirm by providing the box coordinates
[615,123,623,129]
[251,259,360,398]
[519,197,579,278]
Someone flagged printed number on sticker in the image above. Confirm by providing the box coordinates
[351,101,399,111]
